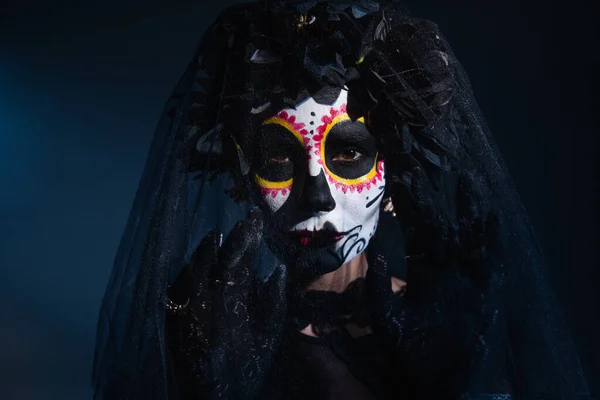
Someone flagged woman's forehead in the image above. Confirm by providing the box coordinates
[277,89,349,123]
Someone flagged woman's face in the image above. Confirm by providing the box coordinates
[251,89,386,278]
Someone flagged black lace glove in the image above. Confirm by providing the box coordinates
[166,207,287,400]
[365,238,406,348]
[364,223,492,398]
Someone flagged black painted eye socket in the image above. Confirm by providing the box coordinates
[253,123,305,182]
[324,120,377,179]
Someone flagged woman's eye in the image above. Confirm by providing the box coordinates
[270,155,291,163]
[332,149,363,162]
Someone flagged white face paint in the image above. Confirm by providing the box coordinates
[253,89,385,266]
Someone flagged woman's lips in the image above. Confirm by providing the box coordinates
[289,229,345,247]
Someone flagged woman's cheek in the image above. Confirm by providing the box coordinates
[254,174,293,212]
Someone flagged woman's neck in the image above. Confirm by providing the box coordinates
[299,251,406,338]
[307,252,368,293]
[305,251,407,294]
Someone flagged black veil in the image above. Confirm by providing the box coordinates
[92,1,592,399]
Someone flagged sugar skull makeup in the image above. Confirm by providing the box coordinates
[252,89,385,277]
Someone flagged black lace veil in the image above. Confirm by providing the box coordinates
[92,1,591,398]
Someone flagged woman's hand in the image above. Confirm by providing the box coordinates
[166,207,287,400]
[365,245,406,347]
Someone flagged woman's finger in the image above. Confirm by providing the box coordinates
[366,240,405,344]
[366,252,394,318]
[190,229,221,280]
[261,264,287,319]
[168,229,220,304]
[219,207,263,283]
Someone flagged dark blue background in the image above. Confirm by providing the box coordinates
[1,0,598,398]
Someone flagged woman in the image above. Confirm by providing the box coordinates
[92,1,592,399]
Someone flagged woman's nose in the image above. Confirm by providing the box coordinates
[303,169,336,212]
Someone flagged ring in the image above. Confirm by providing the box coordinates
[164,296,190,313]
[213,279,235,287]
